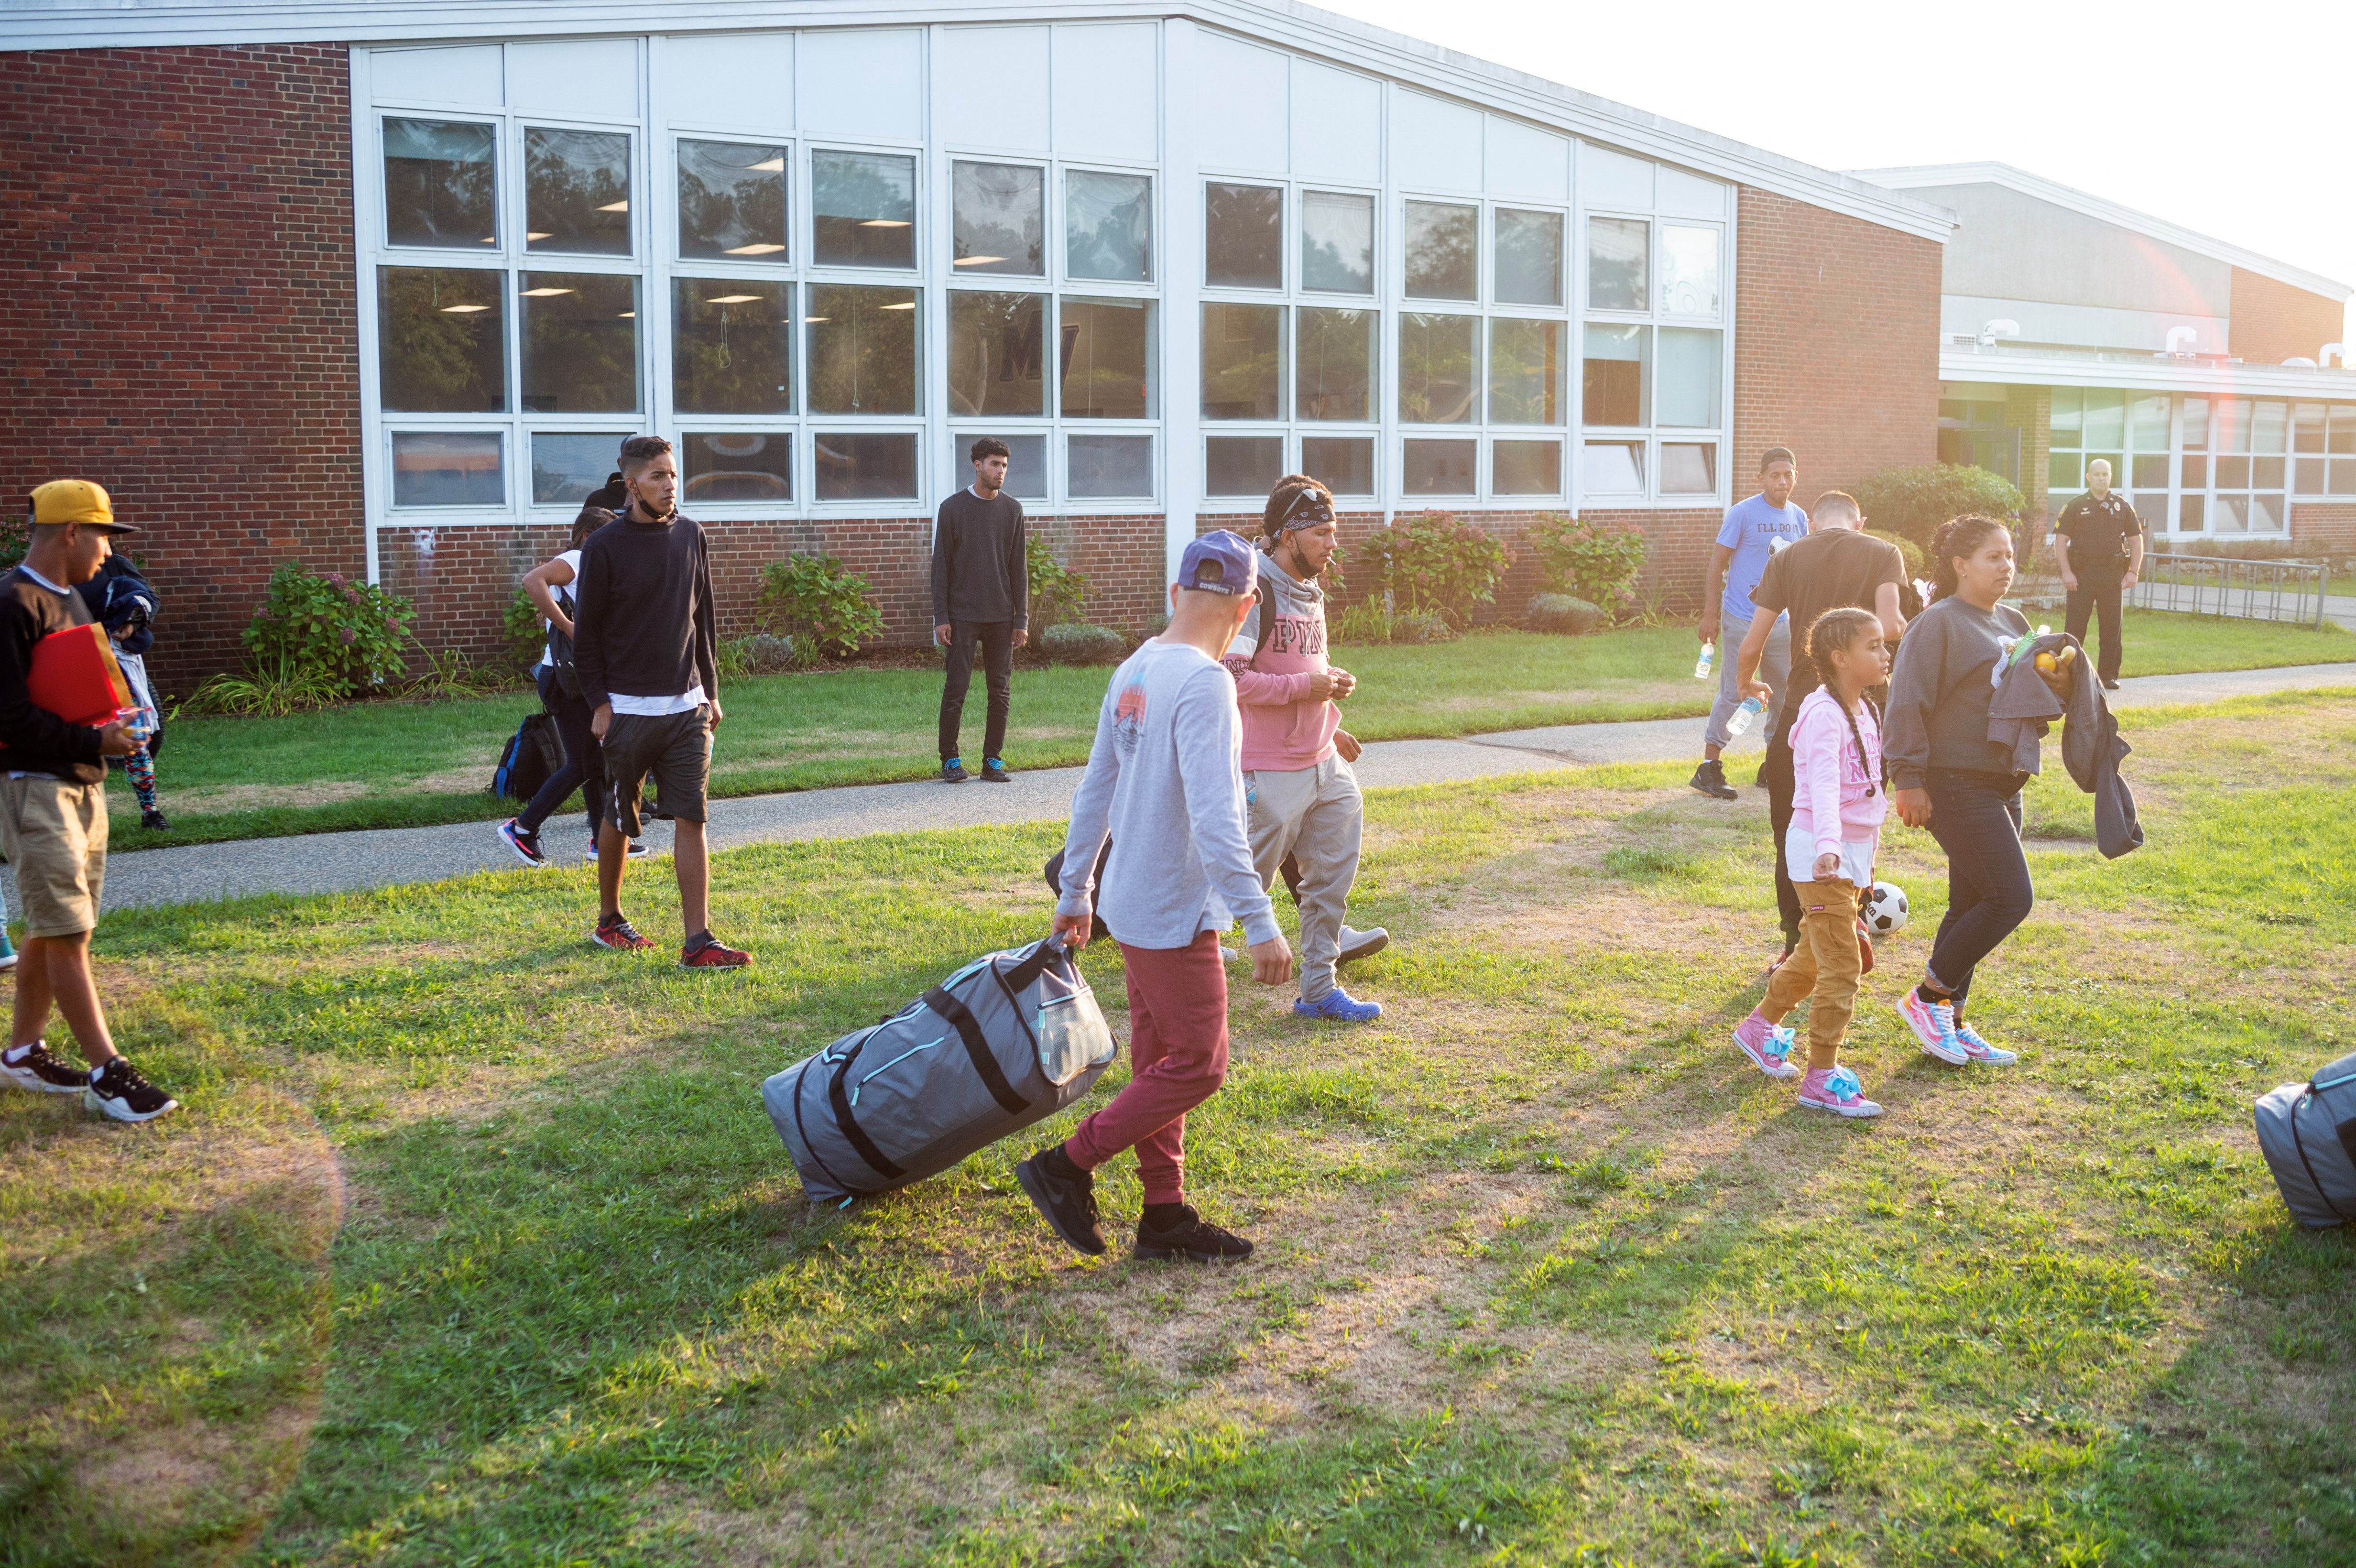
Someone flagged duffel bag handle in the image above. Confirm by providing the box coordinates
[1002,933,1075,994]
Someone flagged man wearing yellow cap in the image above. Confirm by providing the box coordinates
[0,481,176,1122]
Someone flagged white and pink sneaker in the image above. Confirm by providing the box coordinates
[1798,1065,1882,1118]
[1952,1021,2019,1066]
[1897,988,1968,1065]
[1732,1010,1802,1079]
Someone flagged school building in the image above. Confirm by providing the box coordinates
[2,3,2348,692]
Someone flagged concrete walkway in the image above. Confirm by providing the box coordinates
[83,661,2356,912]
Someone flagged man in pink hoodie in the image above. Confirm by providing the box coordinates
[1221,476,1387,1023]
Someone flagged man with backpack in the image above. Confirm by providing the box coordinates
[1017,530,1291,1264]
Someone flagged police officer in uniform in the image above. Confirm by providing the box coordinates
[2053,457,2143,690]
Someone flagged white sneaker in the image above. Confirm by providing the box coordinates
[1953,1022,2019,1066]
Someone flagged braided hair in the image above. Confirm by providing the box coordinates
[1928,514,2010,604]
[1805,606,1886,795]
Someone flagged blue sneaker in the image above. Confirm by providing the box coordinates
[1294,987,1383,1023]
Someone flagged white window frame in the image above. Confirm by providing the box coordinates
[1572,204,1732,511]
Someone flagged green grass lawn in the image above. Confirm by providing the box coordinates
[128,610,2354,853]
[5,688,2353,1564]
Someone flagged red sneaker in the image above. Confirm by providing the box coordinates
[592,913,656,951]
[680,933,752,969]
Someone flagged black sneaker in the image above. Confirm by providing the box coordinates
[1134,1205,1254,1263]
[1015,1147,1106,1256]
[980,758,1012,783]
[1689,759,1737,800]
[141,808,172,833]
[942,759,971,784]
[85,1057,178,1123]
[0,1040,87,1096]
[499,817,547,867]
[587,836,655,860]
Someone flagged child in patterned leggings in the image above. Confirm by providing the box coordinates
[79,555,169,831]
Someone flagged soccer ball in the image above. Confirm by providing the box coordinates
[1862,881,1909,935]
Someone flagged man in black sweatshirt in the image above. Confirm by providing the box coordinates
[574,437,751,968]
[0,481,175,1122]
[930,438,1028,784]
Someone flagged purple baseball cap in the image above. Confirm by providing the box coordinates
[1177,529,1258,596]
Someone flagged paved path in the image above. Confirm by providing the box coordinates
[78,661,2356,912]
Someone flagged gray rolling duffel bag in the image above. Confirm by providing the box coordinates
[763,936,1119,1204]
[2254,1048,2356,1229]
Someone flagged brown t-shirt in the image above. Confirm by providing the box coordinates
[1750,528,1907,719]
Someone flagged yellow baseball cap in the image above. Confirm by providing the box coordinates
[28,479,139,532]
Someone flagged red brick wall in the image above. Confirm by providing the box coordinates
[1734,186,1943,504]
[2291,501,2356,557]
[0,43,363,698]
[2229,268,2346,366]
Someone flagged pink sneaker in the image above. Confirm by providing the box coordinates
[1952,1021,2019,1066]
[1732,1010,1802,1079]
[1797,1065,1882,1118]
[1896,987,1967,1065]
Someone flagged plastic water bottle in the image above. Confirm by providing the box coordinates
[1693,641,1715,680]
[1724,695,1765,738]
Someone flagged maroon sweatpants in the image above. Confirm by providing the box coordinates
[1062,930,1229,1206]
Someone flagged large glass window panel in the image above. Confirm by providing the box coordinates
[1581,440,1644,494]
[519,272,637,413]
[2250,494,2283,532]
[2132,453,2169,489]
[524,128,631,256]
[2178,493,2205,532]
[1488,318,1564,425]
[805,284,919,414]
[2180,454,2205,490]
[677,140,786,260]
[2049,386,2083,448]
[1581,323,1648,428]
[1059,298,1152,418]
[945,291,1046,418]
[2050,454,2083,489]
[1065,171,1152,283]
[2331,405,2356,455]
[1402,438,1474,496]
[813,432,918,500]
[1205,183,1282,289]
[1206,436,1283,497]
[1301,435,1373,496]
[1398,313,1476,424]
[673,278,793,414]
[2132,492,2166,528]
[2129,392,2170,452]
[683,432,792,502]
[811,151,917,269]
[2332,459,2356,495]
[2251,400,2289,453]
[2082,389,2124,451]
[2213,494,2248,532]
[1661,441,1717,494]
[1403,202,1476,301]
[951,161,1044,276]
[378,266,505,412]
[1586,217,1647,311]
[1658,223,1721,316]
[1295,307,1374,423]
[1492,439,1560,496]
[1201,303,1283,420]
[2215,455,2249,489]
[1656,327,1721,428]
[383,119,497,250]
[2254,456,2285,490]
[2180,395,2208,450]
[391,432,502,507]
[952,433,1047,501]
[2292,402,2328,454]
[2214,398,2248,452]
[1301,191,1373,294]
[531,432,634,505]
[1068,434,1152,498]
[1494,208,1562,308]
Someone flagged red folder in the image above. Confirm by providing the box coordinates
[5,624,134,741]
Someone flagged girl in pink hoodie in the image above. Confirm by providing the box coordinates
[1730,607,1891,1117]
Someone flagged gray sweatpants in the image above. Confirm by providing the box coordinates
[1244,753,1361,1002]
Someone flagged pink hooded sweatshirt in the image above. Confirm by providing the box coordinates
[1219,551,1340,772]
[1788,686,1888,862]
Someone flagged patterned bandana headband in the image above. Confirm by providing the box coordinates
[1278,487,1335,531]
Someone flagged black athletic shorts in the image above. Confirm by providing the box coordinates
[603,706,711,835]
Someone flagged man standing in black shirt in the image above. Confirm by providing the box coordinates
[575,436,751,968]
[931,438,1028,784]
[0,481,174,1122]
[2054,459,2142,690]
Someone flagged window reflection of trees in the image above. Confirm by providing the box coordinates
[383,120,496,249]
[1066,172,1151,283]
[951,163,1043,276]
[520,273,638,413]
[673,280,792,414]
[677,141,786,260]
[525,129,631,256]
[378,267,505,412]
[812,152,916,268]
[1488,318,1562,425]
[1404,202,1476,301]
[1201,304,1282,419]
[1398,312,1475,424]
[807,285,918,414]
[946,292,1044,417]
[1586,217,1647,311]
[1296,307,1373,422]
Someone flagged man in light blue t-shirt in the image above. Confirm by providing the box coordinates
[1691,445,1808,800]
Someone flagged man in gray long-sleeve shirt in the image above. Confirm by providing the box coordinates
[1014,530,1291,1266]
[931,439,1029,783]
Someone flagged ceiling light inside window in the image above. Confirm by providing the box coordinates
[526,231,552,240]
[704,294,763,305]
[724,242,785,256]
[879,301,916,310]
[438,304,491,313]
[520,286,576,296]
[857,219,911,228]
[618,311,635,318]
[802,316,829,323]
[596,201,629,213]
[751,157,785,172]
[953,256,1004,267]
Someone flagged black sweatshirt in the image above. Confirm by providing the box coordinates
[0,566,106,784]
[572,509,719,713]
[929,489,1029,629]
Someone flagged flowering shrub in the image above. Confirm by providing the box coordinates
[1353,512,1510,631]
[241,563,415,697]
[1526,514,1647,618]
[755,553,884,661]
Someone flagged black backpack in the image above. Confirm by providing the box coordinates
[491,711,567,801]
[542,583,583,701]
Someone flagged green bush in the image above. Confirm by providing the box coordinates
[503,588,547,671]
[1526,514,1647,616]
[179,653,346,717]
[1026,533,1090,629]
[756,553,885,661]
[1329,599,1392,645]
[242,562,415,697]
[1041,622,1126,665]
[1851,464,2024,548]
[1354,512,1511,630]
[1866,528,1926,580]
[717,632,803,680]
[1389,610,1454,645]
[1526,593,1604,635]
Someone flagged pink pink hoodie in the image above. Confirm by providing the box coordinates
[1788,686,1888,861]
[1219,554,1340,772]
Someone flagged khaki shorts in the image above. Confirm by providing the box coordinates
[603,706,711,836]
[0,775,107,937]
